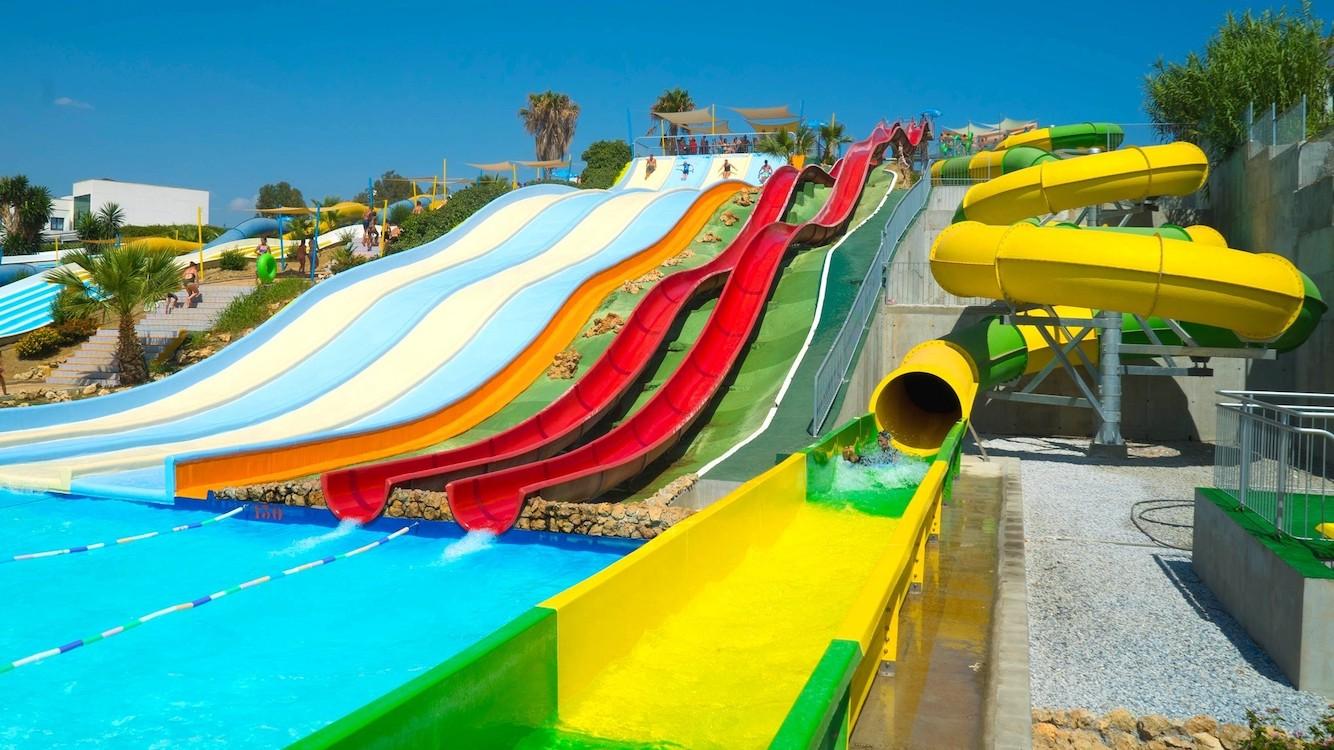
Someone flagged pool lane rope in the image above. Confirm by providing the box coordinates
[0,523,416,674]
[2,506,247,563]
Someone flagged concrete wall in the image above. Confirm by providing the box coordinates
[1189,133,1334,395]
[1193,490,1333,696]
[72,179,209,226]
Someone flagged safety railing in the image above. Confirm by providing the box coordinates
[633,133,773,157]
[1214,390,1334,542]
[810,174,930,434]
[1246,97,1308,148]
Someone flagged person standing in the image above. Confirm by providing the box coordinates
[292,239,309,275]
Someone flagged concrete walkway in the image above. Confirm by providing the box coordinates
[852,455,1033,749]
[48,284,252,387]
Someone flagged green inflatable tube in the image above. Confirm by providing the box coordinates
[256,252,276,284]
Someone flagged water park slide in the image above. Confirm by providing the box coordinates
[290,417,967,749]
[444,125,893,533]
[0,185,738,495]
[321,163,827,523]
[160,183,736,498]
[875,138,1324,454]
[0,186,573,443]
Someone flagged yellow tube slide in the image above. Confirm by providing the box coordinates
[957,142,1209,224]
[933,221,1306,341]
[872,140,1313,453]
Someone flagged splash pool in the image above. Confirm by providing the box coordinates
[0,491,631,747]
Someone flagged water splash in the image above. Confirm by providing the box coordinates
[270,520,359,557]
[829,447,930,495]
[438,530,497,564]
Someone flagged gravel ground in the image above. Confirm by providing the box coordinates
[981,435,1331,730]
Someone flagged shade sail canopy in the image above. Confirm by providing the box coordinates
[996,117,1038,132]
[942,121,1000,137]
[515,159,570,168]
[732,105,795,121]
[256,207,318,215]
[684,120,733,134]
[467,161,515,171]
[653,107,715,126]
[748,118,800,134]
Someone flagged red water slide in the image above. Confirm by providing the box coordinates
[321,164,824,523]
[445,124,894,532]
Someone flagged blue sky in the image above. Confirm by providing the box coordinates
[3,0,1274,225]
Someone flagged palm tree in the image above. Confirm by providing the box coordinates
[818,121,852,165]
[45,246,182,385]
[651,88,695,153]
[0,175,54,254]
[96,202,126,238]
[757,125,819,164]
[518,91,580,178]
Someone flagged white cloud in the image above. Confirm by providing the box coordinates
[227,196,255,212]
[53,96,93,110]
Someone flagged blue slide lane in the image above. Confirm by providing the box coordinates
[161,189,703,492]
[0,184,574,433]
[0,190,615,465]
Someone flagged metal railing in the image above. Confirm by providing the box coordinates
[811,174,931,434]
[633,132,773,157]
[1214,390,1334,542]
[1246,96,1308,148]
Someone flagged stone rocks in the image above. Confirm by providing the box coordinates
[224,473,700,540]
[82,384,97,396]
[583,313,624,338]
[661,249,694,267]
[1033,709,1251,750]
[697,232,722,243]
[619,270,664,294]
[732,188,755,207]
[546,348,581,380]
[719,210,740,226]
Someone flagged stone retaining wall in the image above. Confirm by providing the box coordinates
[1032,708,1252,750]
[216,474,699,540]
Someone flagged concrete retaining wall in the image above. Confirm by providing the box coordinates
[1192,489,1333,696]
[1194,134,1334,395]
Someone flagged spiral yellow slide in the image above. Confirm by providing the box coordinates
[872,141,1323,453]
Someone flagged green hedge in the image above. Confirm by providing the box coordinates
[392,181,512,253]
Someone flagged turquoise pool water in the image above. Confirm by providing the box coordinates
[0,491,630,748]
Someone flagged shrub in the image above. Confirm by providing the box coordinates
[50,288,90,326]
[219,249,247,271]
[212,278,311,335]
[389,204,412,225]
[580,139,632,189]
[53,317,99,345]
[16,328,63,359]
[329,246,368,274]
[393,180,512,253]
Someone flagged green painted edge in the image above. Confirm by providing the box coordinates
[768,639,861,750]
[287,607,557,749]
[1197,487,1334,579]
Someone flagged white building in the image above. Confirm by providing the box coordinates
[44,178,209,234]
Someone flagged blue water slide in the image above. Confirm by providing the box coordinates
[160,188,704,493]
[0,191,612,465]
[204,217,280,248]
[0,184,576,433]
